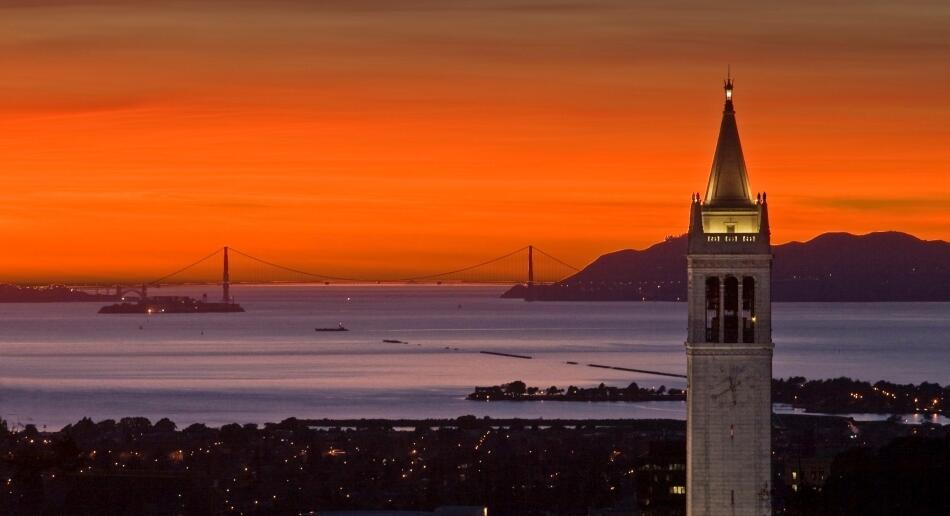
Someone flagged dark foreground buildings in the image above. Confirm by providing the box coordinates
[1,415,948,515]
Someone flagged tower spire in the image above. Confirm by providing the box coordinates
[704,75,753,208]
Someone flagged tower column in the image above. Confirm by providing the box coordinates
[751,274,771,343]
[718,275,725,343]
[738,276,744,344]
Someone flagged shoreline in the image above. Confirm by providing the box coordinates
[3,412,863,435]
[7,406,947,434]
[466,377,949,418]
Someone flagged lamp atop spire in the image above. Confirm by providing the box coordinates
[724,66,734,109]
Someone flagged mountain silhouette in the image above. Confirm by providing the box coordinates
[504,232,950,302]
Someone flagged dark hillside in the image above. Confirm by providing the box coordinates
[504,232,950,302]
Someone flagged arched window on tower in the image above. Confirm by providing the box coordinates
[743,276,756,342]
[723,276,739,343]
[705,277,720,342]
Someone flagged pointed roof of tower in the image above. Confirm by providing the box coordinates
[704,77,754,208]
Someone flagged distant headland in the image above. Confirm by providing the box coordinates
[504,231,950,302]
[468,377,948,418]
[0,284,118,303]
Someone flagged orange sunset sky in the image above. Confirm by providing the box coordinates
[1,0,949,282]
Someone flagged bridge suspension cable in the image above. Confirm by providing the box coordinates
[148,248,223,285]
[141,245,582,285]
[398,246,530,282]
[228,247,363,282]
[533,247,582,273]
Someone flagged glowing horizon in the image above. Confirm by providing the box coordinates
[1,1,949,282]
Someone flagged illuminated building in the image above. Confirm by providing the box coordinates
[685,77,774,515]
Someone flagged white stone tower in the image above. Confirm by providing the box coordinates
[685,78,773,516]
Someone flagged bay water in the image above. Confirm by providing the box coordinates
[1,285,947,429]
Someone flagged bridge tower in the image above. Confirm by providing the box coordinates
[685,78,773,515]
[223,246,231,303]
[526,245,535,301]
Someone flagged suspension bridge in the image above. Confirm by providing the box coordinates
[73,245,582,301]
[71,246,688,380]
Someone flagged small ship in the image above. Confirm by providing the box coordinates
[99,247,244,314]
[314,323,348,332]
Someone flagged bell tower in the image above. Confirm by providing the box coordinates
[685,77,773,516]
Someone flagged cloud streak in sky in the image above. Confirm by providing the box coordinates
[0,0,948,279]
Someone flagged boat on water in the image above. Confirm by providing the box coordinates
[99,296,244,314]
[315,323,348,332]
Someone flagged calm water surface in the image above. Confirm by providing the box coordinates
[1,285,948,428]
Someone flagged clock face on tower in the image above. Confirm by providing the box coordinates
[711,364,748,406]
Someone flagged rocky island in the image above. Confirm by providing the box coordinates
[467,380,685,402]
